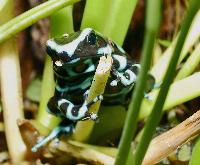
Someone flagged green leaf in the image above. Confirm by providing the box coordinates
[158,39,171,47]
[26,76,42,102]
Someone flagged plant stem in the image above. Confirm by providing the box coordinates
[114,1,161,164]
[132,1,200,164]
[175,42,200,80]
[73,56,113,142]
[139,72,200,119]
[36,56,60,129]
[50,6,74,37]
[102,0,138,45]
[0,1,26,163]
[80,0,138,143]
[152,43,162,66]
[189,137,200,165]
[151,10,200,83]
[68,140,118,157]
[0,0,79,44]
[0,122,4,131]
[49,140,115,165]
[81,0,137,45]
[81,0,112,33]
[36,6,74,130]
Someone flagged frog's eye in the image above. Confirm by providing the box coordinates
[88,33,96,45]
[62,33,69,38]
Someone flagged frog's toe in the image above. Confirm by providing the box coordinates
[31,124,74,152]
[144,93,153,101]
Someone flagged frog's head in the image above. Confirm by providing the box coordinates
[46,28,111,67]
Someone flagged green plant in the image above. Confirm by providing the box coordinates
[0,0,200,164]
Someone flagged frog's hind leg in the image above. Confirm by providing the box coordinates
[31,96,103,152]
[80,94,103,121]
[31,120,74,152]
[46,96,64,117]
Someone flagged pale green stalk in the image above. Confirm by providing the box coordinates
[139,72,200,119]
[36,57,59,129]
[0,0,7,11]
[76,0,138,143]
[0,122,4,131]
[189,137,200,165]
[0,0,26,163]
[81,0,112,32]
[68,140,117,157]
[175,42,200,80]
[74,56,112,142]
[102,0,138,45]
[49,140,115,165]
[81,0,137,45]
[151,9,200,82]
[0,0,79,44]
[114,0,161,164]
[152,43,162,66]
[36,6,74,130]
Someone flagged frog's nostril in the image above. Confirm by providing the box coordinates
[62,33,69,38]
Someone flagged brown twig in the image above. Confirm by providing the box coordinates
[48,140,115,165]
[142,109,200,165]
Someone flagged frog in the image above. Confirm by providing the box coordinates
[31,28,156,152]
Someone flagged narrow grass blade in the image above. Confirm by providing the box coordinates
[114,0,161,164]
[132,1,200,164]
[0,0,79,44]
[81,0,137,45]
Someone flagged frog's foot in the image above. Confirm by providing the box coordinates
[144,93,153,101]
[83,89,90,100]
[85,94,103,106]
[81,94,103,122]
[31,124,74,152]
[144,81,161,101]
[110,77,121,86]
[81,112,99,122]
[154,81,162,89]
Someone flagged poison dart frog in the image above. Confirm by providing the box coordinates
[32,28,156,152]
